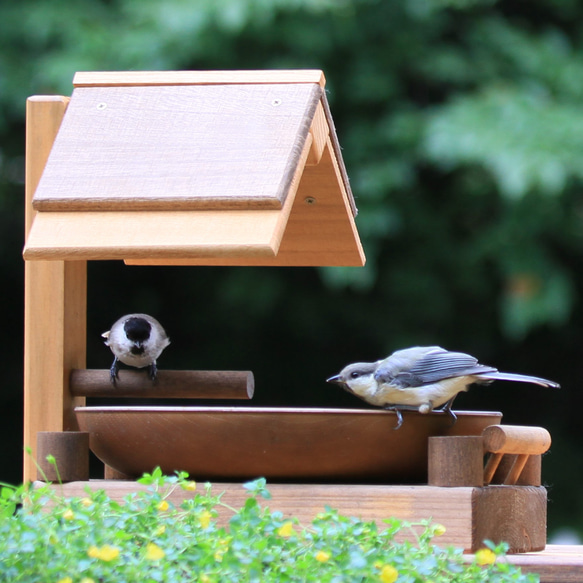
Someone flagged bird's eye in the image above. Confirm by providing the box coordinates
[350,371,360,379]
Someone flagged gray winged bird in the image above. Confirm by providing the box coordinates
[327,346,559,429]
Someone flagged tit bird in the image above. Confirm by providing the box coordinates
[327,346,560,429]
[102,313,170,384]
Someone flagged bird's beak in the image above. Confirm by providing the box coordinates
[326,374,343,385]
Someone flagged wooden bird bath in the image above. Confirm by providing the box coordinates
[75,407,501,482]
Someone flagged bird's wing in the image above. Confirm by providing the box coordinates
[390,351,497,388]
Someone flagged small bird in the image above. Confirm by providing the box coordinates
[327,346,560,429]
[102,313,170,384]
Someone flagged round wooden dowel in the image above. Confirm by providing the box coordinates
[70,369,254,399]
[487,453,542,486]
[36,431,90,482]
[428,436,484,487]
[482,425,551,455]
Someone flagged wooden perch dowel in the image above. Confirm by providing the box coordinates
[69,369,254,400]
[482,425,551,486]
[482,425,551,455]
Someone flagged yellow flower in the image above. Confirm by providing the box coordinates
[81,497,93,507]
[315,550,331,563]
[88,544,120,562]
[57,578,73,583]
[277,521,295,538]
[379,564,399,583]
[182,480,197,491]
[145,542,166,561]
[62,509,75,520]
[157,500,170,512]
[475,548,497,566]
[88,546,99,558]
[433,523,446,537]
[199,509,213,529]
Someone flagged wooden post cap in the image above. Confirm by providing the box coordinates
[482,425,551,456]
[36,431,90,482]
[428,436,484,487]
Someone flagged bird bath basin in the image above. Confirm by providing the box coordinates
[75,406,501,483]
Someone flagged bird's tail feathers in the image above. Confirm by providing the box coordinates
[478,371,560,389]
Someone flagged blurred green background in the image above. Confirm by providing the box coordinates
[2,0,582,541]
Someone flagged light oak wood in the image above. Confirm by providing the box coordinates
[73,69,327,88]
[32,83,322,212]
[483,424,552,455]
[24,97,87,482]
[125,138,365,266]
[503,545,583,582]
[70,369,254,399]
[38,480,546,553]
[23,73,363,266]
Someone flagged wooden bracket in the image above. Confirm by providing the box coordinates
[428,425,551,488]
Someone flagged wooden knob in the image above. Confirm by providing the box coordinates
[482,425,551,456]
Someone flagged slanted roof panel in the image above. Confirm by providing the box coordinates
[32,83,321,212]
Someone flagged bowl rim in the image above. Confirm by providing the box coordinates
[74,406,503,416]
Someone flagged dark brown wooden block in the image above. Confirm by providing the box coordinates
[36,431,89,482]
[428,436,484,487]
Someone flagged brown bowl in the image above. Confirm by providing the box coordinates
[75,406,501,483]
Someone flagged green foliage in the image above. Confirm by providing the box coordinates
[0,472,538,582]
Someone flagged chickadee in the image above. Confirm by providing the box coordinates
[327,346,560,429]
[102,313,170,384]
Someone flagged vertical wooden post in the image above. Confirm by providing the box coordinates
[24,96,87,482]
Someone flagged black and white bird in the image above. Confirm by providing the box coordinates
[327,346,560,428]
[102,313,170,384]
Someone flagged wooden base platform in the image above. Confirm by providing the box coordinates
[41,480,546,554]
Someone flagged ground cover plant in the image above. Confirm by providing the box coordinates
[0,465,538,582]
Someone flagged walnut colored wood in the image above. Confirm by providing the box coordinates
[428,436,484,487]
[482,425,552,455]
[24,96,87,482]
[73,70,327,88]
[74,408,500,483]
[36,431,89,482]
[40,481,546,553]
[32,83,321,212]
[473,485,547,553]
[70,369,254,400]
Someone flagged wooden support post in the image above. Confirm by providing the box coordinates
[24,96,87,482]
[36,431,90,482]
[70,369,255,399]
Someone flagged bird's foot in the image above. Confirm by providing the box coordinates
[383,405,404,430]
[441,398,458,426]
[147,362,158,382]
[109,358,120,386]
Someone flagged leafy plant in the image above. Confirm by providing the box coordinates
[0,469,538,582]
